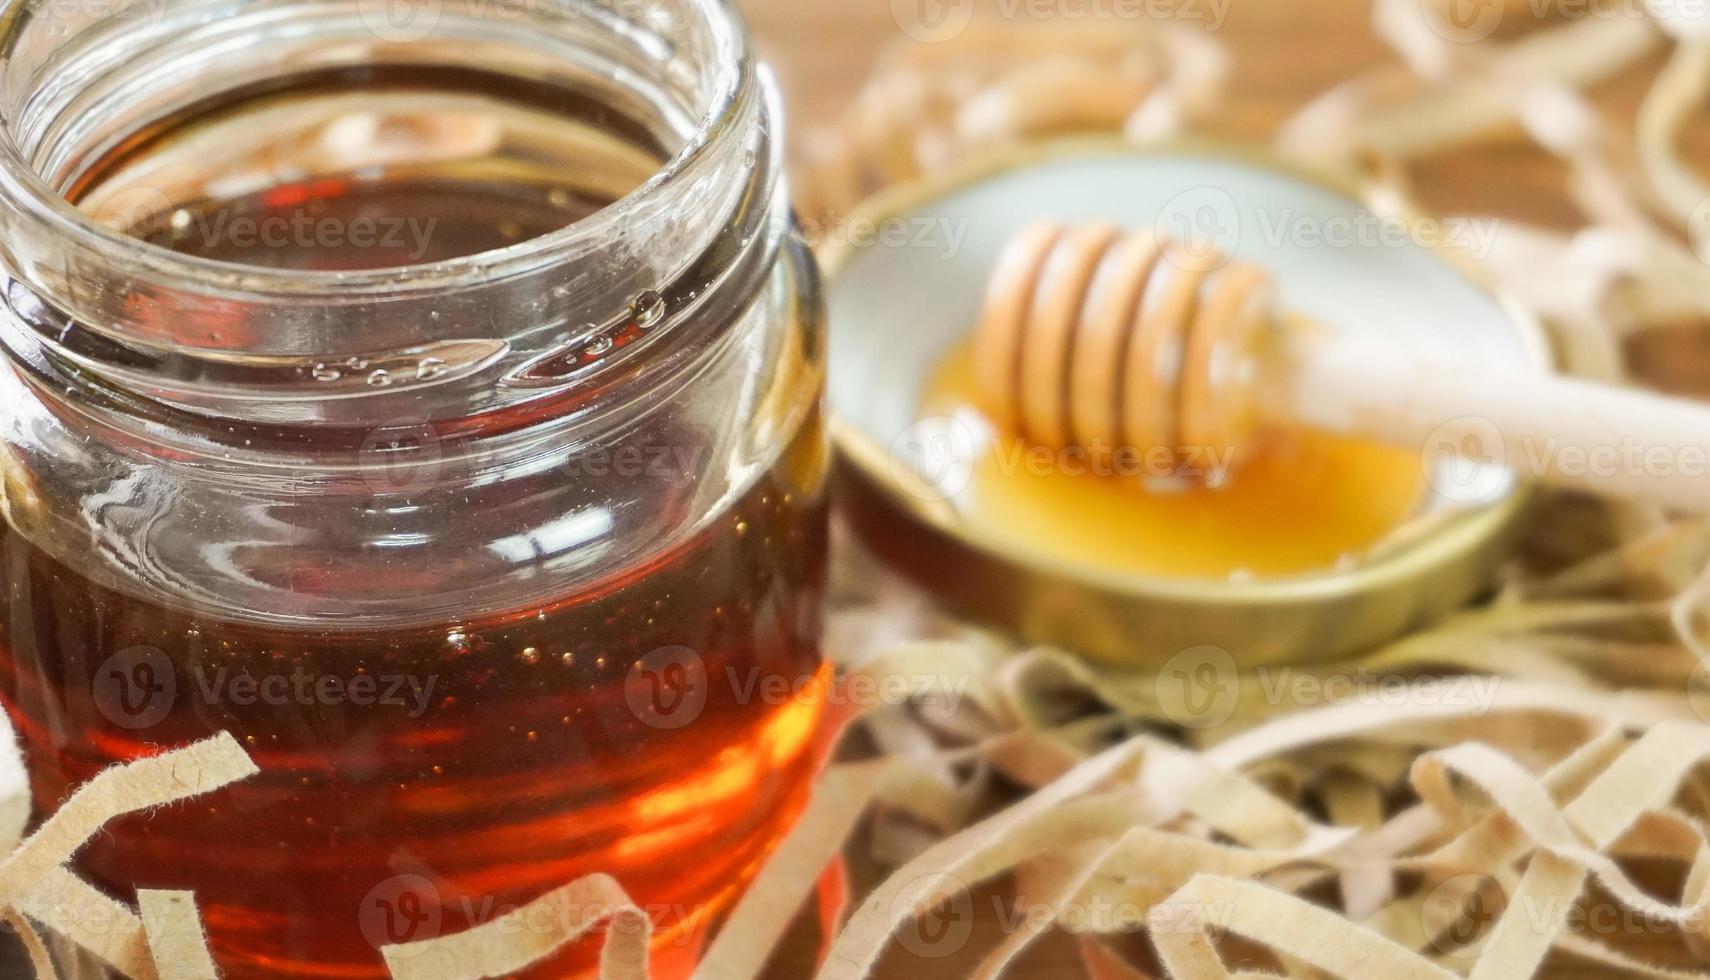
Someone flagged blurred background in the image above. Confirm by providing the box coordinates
[745,0,1708,223]
[732,2,1710,976]
[743,0,1710,399]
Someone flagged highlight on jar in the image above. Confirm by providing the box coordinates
[0,1,829,977]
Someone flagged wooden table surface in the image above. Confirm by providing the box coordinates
[739,1,1706,977]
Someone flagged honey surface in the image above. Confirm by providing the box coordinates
[0,445,828,979]
[920,342,1428,580]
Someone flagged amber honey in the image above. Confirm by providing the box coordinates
[920,341,1427,579]
[0,436,829,978]
[0,64,830,978]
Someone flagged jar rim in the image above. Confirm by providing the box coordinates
[0,0,790,427]
[0,0,750,300]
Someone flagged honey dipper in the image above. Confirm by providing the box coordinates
[975,221,1710,513]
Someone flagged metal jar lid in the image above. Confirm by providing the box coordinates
[822,138,1544,669]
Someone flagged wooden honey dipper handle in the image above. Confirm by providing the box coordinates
[1270,333,1710,512]
[976,221,1710,513]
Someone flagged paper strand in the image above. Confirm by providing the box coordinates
[138,891,218,980]
[381,873,651,980]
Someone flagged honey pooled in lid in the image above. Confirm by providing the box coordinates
[824,142,1544,668]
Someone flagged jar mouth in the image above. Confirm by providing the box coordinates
[0,0,789,425]
[0,0,747,296]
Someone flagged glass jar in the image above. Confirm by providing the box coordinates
[0,0,829,976]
